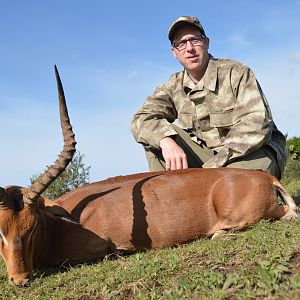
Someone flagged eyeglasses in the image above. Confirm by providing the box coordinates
[172,36,206,51]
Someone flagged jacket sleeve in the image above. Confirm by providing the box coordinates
[203,67,273,168]
[131,83,178,149]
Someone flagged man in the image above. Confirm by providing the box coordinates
[131,16,287,179]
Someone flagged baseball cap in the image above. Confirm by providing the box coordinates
[168,16,206,42]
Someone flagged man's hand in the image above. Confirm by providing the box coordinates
[159,137,188,170]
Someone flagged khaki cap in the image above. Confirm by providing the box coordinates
[168,16,206,42]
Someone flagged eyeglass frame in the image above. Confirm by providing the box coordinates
[171,35,206,51]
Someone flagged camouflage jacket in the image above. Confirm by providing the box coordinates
[131,57,287,172]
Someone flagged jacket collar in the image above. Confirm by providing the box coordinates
[183,55,218,92]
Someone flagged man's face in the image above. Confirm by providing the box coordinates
[171,25,209,75]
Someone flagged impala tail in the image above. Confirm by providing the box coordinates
[274,181,300,219]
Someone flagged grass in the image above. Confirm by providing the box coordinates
[1,178,300,299]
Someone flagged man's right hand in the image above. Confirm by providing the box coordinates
[159,137,188,170]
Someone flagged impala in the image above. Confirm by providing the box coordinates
[0,67,298,286]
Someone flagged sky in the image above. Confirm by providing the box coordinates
[0,0,300,187]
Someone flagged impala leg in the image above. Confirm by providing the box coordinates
[211,229,227,240]
[211,229,238,240]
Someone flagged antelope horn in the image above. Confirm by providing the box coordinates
[25,66,76,205]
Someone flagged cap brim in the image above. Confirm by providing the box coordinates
[168,20,205,41]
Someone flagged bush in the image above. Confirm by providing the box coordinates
[282,158,300,184]
[287,137,300,161]
[30,151,91,199]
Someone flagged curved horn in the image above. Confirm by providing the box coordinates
[25,66,76,204]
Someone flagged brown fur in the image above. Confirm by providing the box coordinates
[0,168,297,286]
[1,68,297,286]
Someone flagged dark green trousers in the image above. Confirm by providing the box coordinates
[145,125,281,179]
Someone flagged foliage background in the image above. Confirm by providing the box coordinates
[30,151,91,200]
[282,137,300,204]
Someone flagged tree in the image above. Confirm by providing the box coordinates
[282,137,300,190]
[30,151,91,199]
[287,137,300,161]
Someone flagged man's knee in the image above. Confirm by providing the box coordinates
[225,147,281,179]
[144,147,166,171]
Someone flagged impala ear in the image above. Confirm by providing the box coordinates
[0,187,9,209]
[1,186,23,211]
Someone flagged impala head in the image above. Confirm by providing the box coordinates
[0,66,76,286]
[0,186,39,286]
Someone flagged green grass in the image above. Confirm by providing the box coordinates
[1,181,300,299]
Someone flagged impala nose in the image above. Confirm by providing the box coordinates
[9,273,32,287]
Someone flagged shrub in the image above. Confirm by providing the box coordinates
[30,151,91,199]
